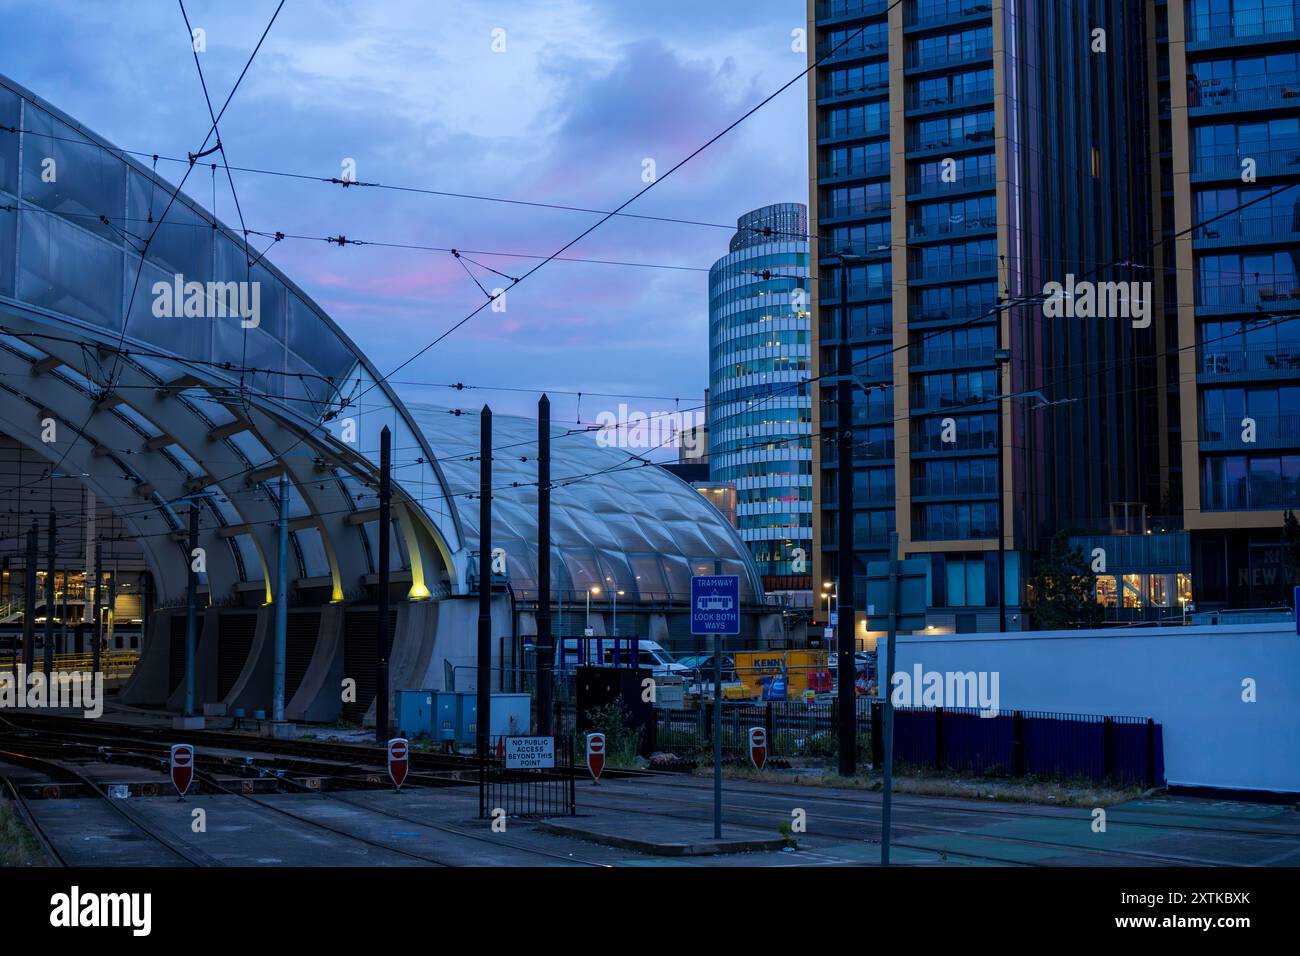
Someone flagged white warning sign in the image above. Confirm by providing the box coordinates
[504,736,556,769]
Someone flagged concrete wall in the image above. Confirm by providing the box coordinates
[888,623,1300,794]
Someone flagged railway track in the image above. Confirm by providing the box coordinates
[0,716,610,867]
[0,746,211,866]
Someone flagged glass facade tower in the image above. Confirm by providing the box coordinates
[708,204,814,606]
[805,0,1274,633]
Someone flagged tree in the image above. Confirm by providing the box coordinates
[1027,531,1107,630]
[1282,508,1300,588]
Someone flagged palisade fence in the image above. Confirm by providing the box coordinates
[641,700,1164,788]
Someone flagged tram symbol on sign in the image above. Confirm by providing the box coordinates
[748,727,767,770]
[388,737,410,789]
[169,743,194,798]
[696,594,733,612]
[586,733,605,782]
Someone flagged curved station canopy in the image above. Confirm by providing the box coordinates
[0,73,761,615]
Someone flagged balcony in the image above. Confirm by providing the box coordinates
[906,0,994,30]
[1196,280,1300,315]
[909,385,996,414]
[817,156,890,183]
[1189,74,1300,115]
[910,344,996,370]
[820,315,893,341]
[818,234,892,259]
[818,76,890,105]
[911,518,998,541]
[905,126,996,157]
[908,302,997,327]
[1193,212,1300,249]
[820,279,893,305]
[1187,15,1300,50]
[1197,345,1300,379]
[911,474,998,498]
[815,0,890,24]
[906,170,997,200]
[818,196,891,224]
[908,215,997,243]
[910,431,997,454]
[1192,143,1300,182]
[818,118,890,145]
[1200,413,1300,450]
[905,85,995,116]
[817,34,889,65]
[905,42,993,74]
[909,256,997,284]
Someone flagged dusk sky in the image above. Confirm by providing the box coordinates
[1,0,808,427]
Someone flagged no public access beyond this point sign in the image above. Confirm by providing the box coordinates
[504,736,555,769]
[691,574,740,635]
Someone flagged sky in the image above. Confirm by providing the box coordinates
[0,0,808,430]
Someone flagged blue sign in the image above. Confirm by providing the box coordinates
[1295,586,1299,635]
[691,575,740,635]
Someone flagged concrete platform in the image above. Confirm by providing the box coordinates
[535,812,787,856]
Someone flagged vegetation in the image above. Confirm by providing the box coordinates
[0,798,43,867]
[1027,530,1107,629]
[1282,508,1300,588]
[579,701,641,768]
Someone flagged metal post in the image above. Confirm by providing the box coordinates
[44,507,55,678]
[376,426,392,744]
[836,303,856,776]
[60,570,68,651]
[713,558,722,840]
[21,522,36,677]
[536,395,553,735]
[995,323,1008,633]
[272,472,289,723]
[476,407,493,758]
[91,541,102,676]
[881,531,898,865]
[184,506,198,717]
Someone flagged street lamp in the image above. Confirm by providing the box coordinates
[586,586,600,665]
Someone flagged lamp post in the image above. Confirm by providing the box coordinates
[588,586,601,664]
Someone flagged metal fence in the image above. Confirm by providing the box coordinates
[654,699,874,763]
[478,736,576,818]
[649,700,1164,787]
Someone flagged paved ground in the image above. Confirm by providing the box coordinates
[12,762,1299,866]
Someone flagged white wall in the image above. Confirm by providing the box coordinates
[887,623,1300,794]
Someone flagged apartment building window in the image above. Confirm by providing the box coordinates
[945,556,987,607]
[1202,453,1300,508]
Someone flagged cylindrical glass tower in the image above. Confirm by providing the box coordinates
[707,203,812,606]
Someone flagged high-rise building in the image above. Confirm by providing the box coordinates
[808,0,1299,632]
[708,204,814,606]
[1161,1,1300,608]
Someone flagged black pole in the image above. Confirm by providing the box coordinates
[836,309,856,776]
[376,426,392,744]
[92,541,102,676]
[477,407,493,758]
[536,395,553,735]
[44,507,55,678]
[21,522,36,677]
[184,506,198,717]
[995,315,1007,633]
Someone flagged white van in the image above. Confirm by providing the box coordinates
[553,637,691,680]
